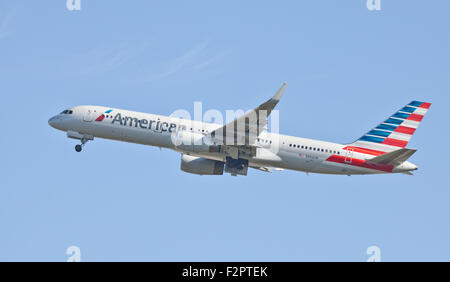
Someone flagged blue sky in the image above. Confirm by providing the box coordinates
[1,0,449,261]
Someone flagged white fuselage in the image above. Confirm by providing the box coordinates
[48,105,418,175]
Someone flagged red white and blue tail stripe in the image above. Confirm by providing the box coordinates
[347,101,431,155]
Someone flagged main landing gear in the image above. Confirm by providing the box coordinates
[75,137,88,152]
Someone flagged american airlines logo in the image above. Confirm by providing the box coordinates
[100,111,178,133]
[95,109,113,122]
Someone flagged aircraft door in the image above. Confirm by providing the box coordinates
[344,148,353,164]
[84,109,94,122]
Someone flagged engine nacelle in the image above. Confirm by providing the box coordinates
[180,155,224,175]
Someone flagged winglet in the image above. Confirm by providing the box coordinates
[208,83,287,144]
[273,82,287,101]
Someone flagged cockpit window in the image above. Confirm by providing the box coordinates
[60,110,73,114]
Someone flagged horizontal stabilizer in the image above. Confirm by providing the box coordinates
[367,148,417,166]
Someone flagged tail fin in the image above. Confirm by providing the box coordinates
[346,101,431,155]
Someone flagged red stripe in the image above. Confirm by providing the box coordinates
[95,114,105,122]
[407,114,423,122]
[419,102,432,109]
[382,138,408,148]
[342,146,385,156]
[394,126,416,135]
[326,155,393,173]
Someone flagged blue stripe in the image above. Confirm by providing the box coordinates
[359,135,385,143]
[367,130,391,137]
[384,118,403,125]
[392,112,410,119]
[408,101,423,107]
[399,106,416,113]
[376,124,398,131]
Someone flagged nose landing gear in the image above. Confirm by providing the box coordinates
[67,131,94,153]
[74,137,88,152]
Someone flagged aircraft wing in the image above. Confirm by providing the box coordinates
[209,82,287,146]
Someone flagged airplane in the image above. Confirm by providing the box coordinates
[48,83,431,176]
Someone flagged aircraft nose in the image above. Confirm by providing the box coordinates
[48,116,56,127]
[48,116,61,129]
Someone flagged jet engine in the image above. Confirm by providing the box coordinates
[180,154,224,175]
